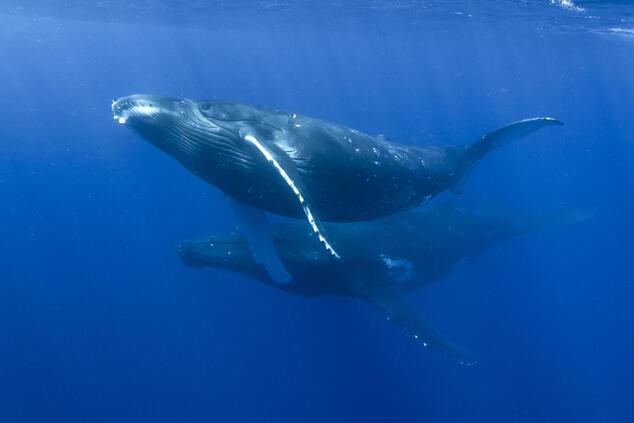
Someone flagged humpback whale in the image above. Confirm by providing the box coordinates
[177,202,591,365]
[112,95,562,280]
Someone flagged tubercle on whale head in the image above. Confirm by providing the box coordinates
[111,94,192,126]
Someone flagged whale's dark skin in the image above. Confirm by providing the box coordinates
[177,203,590,364]
[112,95,562,223]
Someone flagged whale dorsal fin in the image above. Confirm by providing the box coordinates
[240,132,341,260]
[349,272,477,365]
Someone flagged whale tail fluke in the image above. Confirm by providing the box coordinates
[467,117,563,162]
[514,207,596,236]
[449,117,563,193]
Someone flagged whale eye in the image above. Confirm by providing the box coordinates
[201,103,211,111]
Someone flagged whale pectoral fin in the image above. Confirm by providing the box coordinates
[229,199,292,284]
[241,132,341,259]
[349,274,477,366]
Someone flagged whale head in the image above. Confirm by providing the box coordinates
[111,94,194,126]
[111,94,236,164]
[177,234,268,279]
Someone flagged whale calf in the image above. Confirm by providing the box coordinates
[112,95,562,279]
[177,202,591,364]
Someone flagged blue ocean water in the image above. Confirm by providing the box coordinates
[1,1,633,422]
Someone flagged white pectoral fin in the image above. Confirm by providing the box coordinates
[242,133,341,259]
[230,199,292,284]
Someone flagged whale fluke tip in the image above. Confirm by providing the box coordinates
[544,117,564,125]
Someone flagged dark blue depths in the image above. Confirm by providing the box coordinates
[0,2,633,422]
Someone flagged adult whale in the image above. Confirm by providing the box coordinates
[112,95,562,278]
[177,202,591,365]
